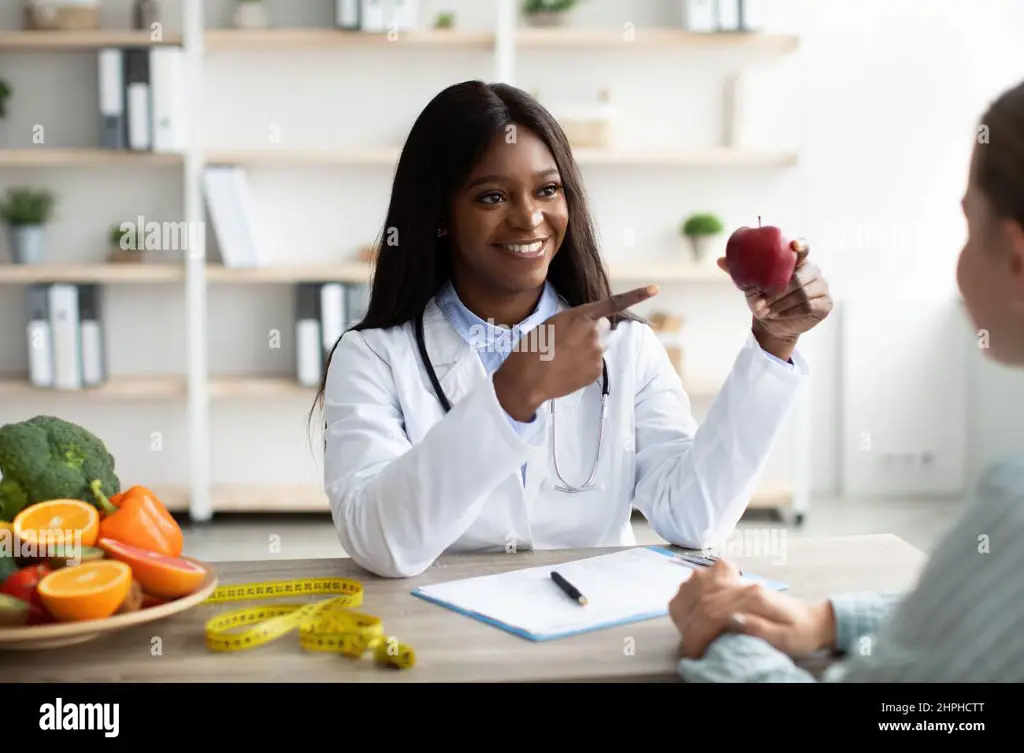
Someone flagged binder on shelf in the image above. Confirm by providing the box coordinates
[98,48,125,149]
[78,284,106,387]
[150,46,186,153]
[48,284,82,390]
[296,283,323,388]
[391,0,418,30]
[319,283,346,369]
[345,283,369,328]
[125,48,152,151]
[739,0,765,31]
[360,0,386,32]
[26,285,54,388]
[681,0,717,33]
[335,0,361,30]
[717,0,742,31]
[292,282,367,386]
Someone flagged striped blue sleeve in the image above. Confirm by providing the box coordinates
[677,634,817,682]
[829,592,904,653]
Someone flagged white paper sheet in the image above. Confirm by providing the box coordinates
[412,548,701,639]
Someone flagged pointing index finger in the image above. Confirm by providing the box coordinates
[577,285,659,319]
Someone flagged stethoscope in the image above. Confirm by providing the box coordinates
[415,312,609,493]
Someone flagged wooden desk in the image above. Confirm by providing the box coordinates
[0,534,925,683]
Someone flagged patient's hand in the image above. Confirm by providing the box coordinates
[669,559,762,659]
[727,587,837,659]
[670,559,837,660]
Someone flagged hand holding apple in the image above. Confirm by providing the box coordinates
[718,219,833,361]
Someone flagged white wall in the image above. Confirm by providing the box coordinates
[1,0,1022,505]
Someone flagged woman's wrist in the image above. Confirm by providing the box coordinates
[752,319,797,362]
[493,368,541,422]
[811,599,838,651]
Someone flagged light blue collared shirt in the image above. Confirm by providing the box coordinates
[436,280,560,482]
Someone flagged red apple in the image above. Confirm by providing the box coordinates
[725,217,800,296]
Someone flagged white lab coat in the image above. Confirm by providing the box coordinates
[323,296,808,578]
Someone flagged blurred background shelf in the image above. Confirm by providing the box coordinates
[203,28,495,50]
[0,149,184,167]
[0,264,185,283]
[514,28,800,50]
[0,30,182,50]
[0,374,185,398]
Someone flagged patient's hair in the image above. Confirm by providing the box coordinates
[976,79,1024,229]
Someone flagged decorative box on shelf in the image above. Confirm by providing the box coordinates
[542,90,616,149]
[23,0,100,30]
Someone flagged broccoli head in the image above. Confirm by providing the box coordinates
[0,415,121,522]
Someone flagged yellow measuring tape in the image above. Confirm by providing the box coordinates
[200,577,415,669]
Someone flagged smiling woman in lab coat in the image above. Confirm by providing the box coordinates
[310,81,834,579]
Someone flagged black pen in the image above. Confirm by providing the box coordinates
[550,570,587,606]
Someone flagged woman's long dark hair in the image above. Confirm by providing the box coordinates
[309,80,639,426]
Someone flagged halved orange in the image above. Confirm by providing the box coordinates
[98,538,208,599]
[13,499,99,550]
[37,560,132,622]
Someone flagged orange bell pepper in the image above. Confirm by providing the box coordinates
[90,481,183,558]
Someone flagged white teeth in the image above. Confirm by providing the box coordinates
[502,240,545,255]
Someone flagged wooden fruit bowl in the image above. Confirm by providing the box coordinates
[0,561,217,651]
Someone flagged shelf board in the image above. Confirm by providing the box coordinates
[204,148,401,166]
[0,30,183,51]
[607,261,731,283]
[205,263,373,283]
[572,147,798,167]
[204,146,795,168]
[515,28,799,51]
[203,28,494,51]
[209,376,313,398]
[0,263,185,284]
[0,148,184,167]
[0,374,186,398]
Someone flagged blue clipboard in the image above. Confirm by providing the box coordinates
[410,545,789,642]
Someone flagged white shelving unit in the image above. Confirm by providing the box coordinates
[0,0,808,524]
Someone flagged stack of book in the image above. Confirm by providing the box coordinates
[335,0,419,32]
[295,282,370,387]
[25,284,106,390]
[98,46,186,152]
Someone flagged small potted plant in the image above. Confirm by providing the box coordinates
[434,11,455,29]
[0,78,11,148]
[233,0,269,30]
[681,212,723,262]
[108,223,144,263]
[0,187,56,265]
[521,0,581,27]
